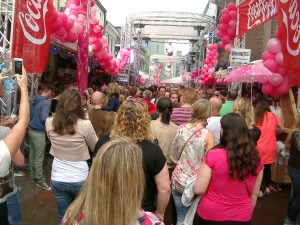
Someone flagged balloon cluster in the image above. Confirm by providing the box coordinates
[216,2,237,53]
[180,67,187,82]
[150,63,163,86]
[51,0,96,43]
[199,44,219,87]
[189,68,199,80]
[261,37,289,97]
[51,0,129,75]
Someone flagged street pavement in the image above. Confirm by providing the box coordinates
[16,154,297,225]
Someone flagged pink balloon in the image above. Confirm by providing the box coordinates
[72,22,82,33]
[262,82,275,96]
[227,28,235,37]
[222,35,231,43]
[219,23,228,31]
[58,13,68,26]
[52,18,63,31]
[263,59,279,73]
[228,20,236,28]
[220,14,230,23]
[267,38,282,53]
[225,43,233,53]
[277,66,286,76]
[65,19,74,31]
[221,8,229,15]
[276,79,289,96]
[275,52,284,66]
[217,30,224,38]
[93,25,102,33]
[262,51,275,61]
[56,27,66,36]
[269,74,283,87]
[227,2,237,11]
[229,10,237,18]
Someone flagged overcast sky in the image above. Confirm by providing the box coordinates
[100,0,209,26]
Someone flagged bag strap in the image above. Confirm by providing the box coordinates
[242,178,251,196]
[178,130,197,160]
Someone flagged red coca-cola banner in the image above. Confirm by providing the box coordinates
[237,0,278,37]
[277,0,300,87]
[11,0,54,73]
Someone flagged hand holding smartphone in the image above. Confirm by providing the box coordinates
[13,58,23,75]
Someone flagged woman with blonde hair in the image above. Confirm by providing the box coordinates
[170,99,215,225]
[94,101,170,221]
[233,97,261,145]
[63,138,163,225]
[101,83,120,112]
[46,88,98,225]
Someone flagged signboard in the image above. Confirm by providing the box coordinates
[237,0,278,37]
[277,0,300,87]
[118,74,129,82]
[11,0,54,73]
[230,48,251,66]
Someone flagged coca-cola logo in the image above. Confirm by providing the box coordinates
[247,0,278,29]
[280,0,300,56]
[18,0,49,45]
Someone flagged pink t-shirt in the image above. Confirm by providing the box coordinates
[256,111,280,164]
[196,148,263,222]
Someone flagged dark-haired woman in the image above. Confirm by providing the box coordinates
[45,89,98,225]
[151,97,178,164]
[254,99,288,195]
[193,113,263,225]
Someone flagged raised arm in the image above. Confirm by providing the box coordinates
[4,71,29,157]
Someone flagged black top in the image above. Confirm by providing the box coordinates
[50,99,59,115]
[288,131,300,170]
[94,135,166,212]
[249,126,261,145]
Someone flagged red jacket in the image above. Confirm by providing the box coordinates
[143,98,156,114]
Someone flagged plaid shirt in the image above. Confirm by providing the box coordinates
[136,211,164,225]
[65,210,164,225]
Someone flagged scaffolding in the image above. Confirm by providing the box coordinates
[122,11,216,85]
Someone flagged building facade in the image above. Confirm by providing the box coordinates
[105,21,120,56]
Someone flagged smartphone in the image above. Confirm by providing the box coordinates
[13,58,23,75]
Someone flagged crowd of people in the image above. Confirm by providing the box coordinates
[0,69,299,225]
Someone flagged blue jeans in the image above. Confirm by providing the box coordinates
[287,165,300,223]
[172,189,188,225]
[51,180,84,225]
[7,193,22,225]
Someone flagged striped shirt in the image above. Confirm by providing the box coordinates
[170,107,192,126]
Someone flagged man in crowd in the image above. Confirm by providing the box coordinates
[206,96,223,145]
[28,83,54,190]
[88,91,116,137]
[157,86,167,98]
[220,89,237,116]
[171,87,197,126]
[143,90,156,115]
[169,90,180,108]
